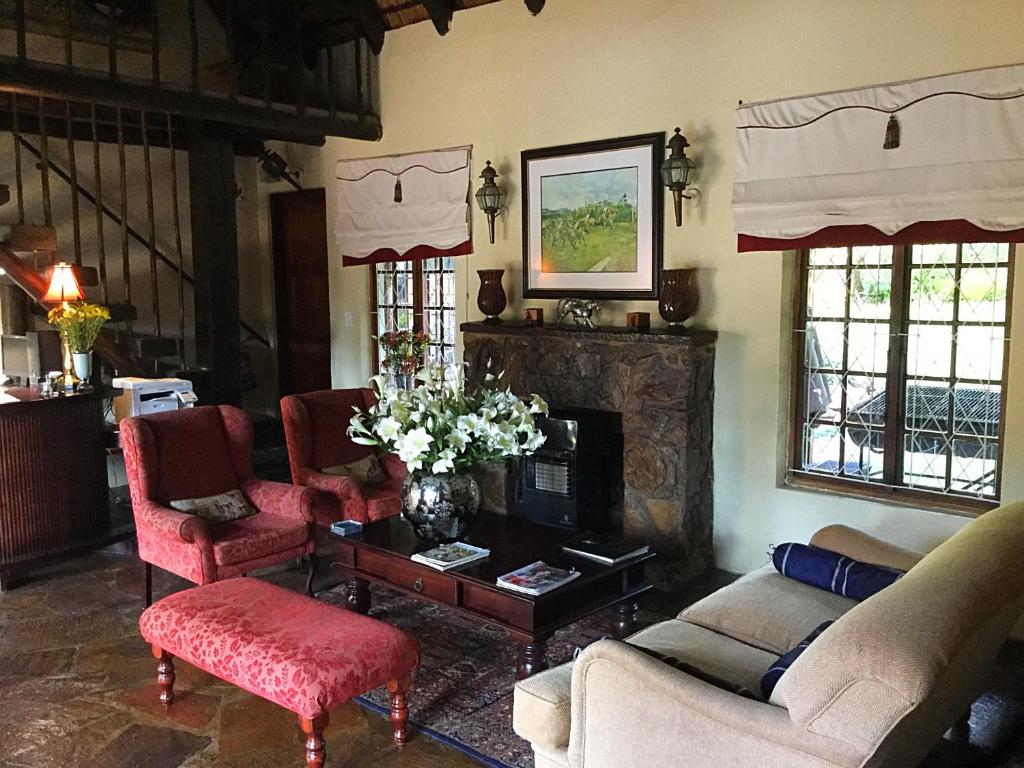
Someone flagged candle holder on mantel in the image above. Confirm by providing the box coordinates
[524,307,544,327]
[658,268,698,330]
[476,269,507,323]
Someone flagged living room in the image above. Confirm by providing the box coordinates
[1,1,1023,767]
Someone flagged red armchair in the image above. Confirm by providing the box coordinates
[280,388,406,527]
[121,405,318,605]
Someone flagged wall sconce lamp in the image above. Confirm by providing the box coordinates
[474,161,504,244]
[258,145,302,190]
[661,128,697,226]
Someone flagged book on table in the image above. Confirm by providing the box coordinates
[497,561,580,596]
[410,542,491,571]
[329,520,363,537]
[561,532,649,565]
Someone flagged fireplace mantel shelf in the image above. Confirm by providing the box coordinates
[460,321,716,346]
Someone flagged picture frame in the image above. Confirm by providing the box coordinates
[521,133,664,300]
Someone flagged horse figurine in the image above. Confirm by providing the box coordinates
[556,298,600,329]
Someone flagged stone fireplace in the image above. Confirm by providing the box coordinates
[462,321,716,575]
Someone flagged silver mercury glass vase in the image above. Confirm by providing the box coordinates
[401,471,481,544]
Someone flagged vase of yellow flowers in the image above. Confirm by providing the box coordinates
[47,302,110,387]
[72,352,91,382]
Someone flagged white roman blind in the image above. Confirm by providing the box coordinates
[733,64,1024,252]
[335,147,472,267]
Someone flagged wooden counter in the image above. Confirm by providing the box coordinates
[0,387,111,589]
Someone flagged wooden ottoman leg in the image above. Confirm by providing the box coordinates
[387,677,411,745]
[299,714,328,768]
[151,644,175,706]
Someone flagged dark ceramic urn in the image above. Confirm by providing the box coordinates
[658,268,698,328]
[477,269,507,323]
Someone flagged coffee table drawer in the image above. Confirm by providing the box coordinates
[358,550,456,605]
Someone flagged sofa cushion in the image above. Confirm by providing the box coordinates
[772,542,904,601]
[679,565,856,655]
[514,661,573,750]
[626,619,778,697]
[629,644,759,699]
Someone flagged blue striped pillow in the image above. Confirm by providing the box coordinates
[761,621,833,699]
[772,542,904,601]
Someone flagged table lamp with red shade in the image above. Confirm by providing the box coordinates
[42,262,85,305]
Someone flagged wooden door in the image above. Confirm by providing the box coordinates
[270,188,332,396]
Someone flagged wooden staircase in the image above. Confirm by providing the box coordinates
[1,85,279,405]
[0,227,143,376]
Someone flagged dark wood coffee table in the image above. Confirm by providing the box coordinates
[328,512,655,679]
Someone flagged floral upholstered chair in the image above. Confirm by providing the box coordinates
[121,405,318,605]
[280,388,406,527]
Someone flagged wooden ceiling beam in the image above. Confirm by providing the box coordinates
[348,0,388,54]
[421,0,458,36]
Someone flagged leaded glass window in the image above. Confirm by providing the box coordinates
[791,243,1013,508]
[371,257,458,373]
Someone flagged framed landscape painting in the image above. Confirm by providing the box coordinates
[521,133,664,299]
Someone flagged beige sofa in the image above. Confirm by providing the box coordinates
[513,501,1024,768]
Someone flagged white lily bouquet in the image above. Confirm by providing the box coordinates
[347,363,549,475]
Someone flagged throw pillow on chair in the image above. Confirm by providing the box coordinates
[170,489,256,523]
[321,454,389,485]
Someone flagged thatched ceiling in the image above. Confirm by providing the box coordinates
[360,0,545,50]
[377,0,504,31]
[220,1,545,60]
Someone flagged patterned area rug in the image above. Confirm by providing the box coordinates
[317,583,664,768]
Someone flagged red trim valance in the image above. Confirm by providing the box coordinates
[738,220,1024,253]
[341,239,472,268]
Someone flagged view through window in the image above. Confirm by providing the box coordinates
[371,257,457,373]
[792,243,1013,505]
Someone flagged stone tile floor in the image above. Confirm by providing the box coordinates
[2,544,1024,767]
[0,545,481,768]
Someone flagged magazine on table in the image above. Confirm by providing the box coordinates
[496,561,580,596]
[561,532,649,566]
[411,542,490,571]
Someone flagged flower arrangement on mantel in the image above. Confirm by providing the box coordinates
[348,364,549,475]
[47,302,110,353]
[379,329,431,375]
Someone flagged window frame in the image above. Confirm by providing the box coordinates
[786,243,1015,515]
[368,258,457,373]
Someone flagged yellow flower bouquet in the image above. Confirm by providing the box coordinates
[47,302,111,353]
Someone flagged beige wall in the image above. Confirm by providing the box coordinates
[306,0,1024,573]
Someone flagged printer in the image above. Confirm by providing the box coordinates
[112,377,199,421]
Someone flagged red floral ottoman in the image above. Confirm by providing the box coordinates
[139,578,419,767]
